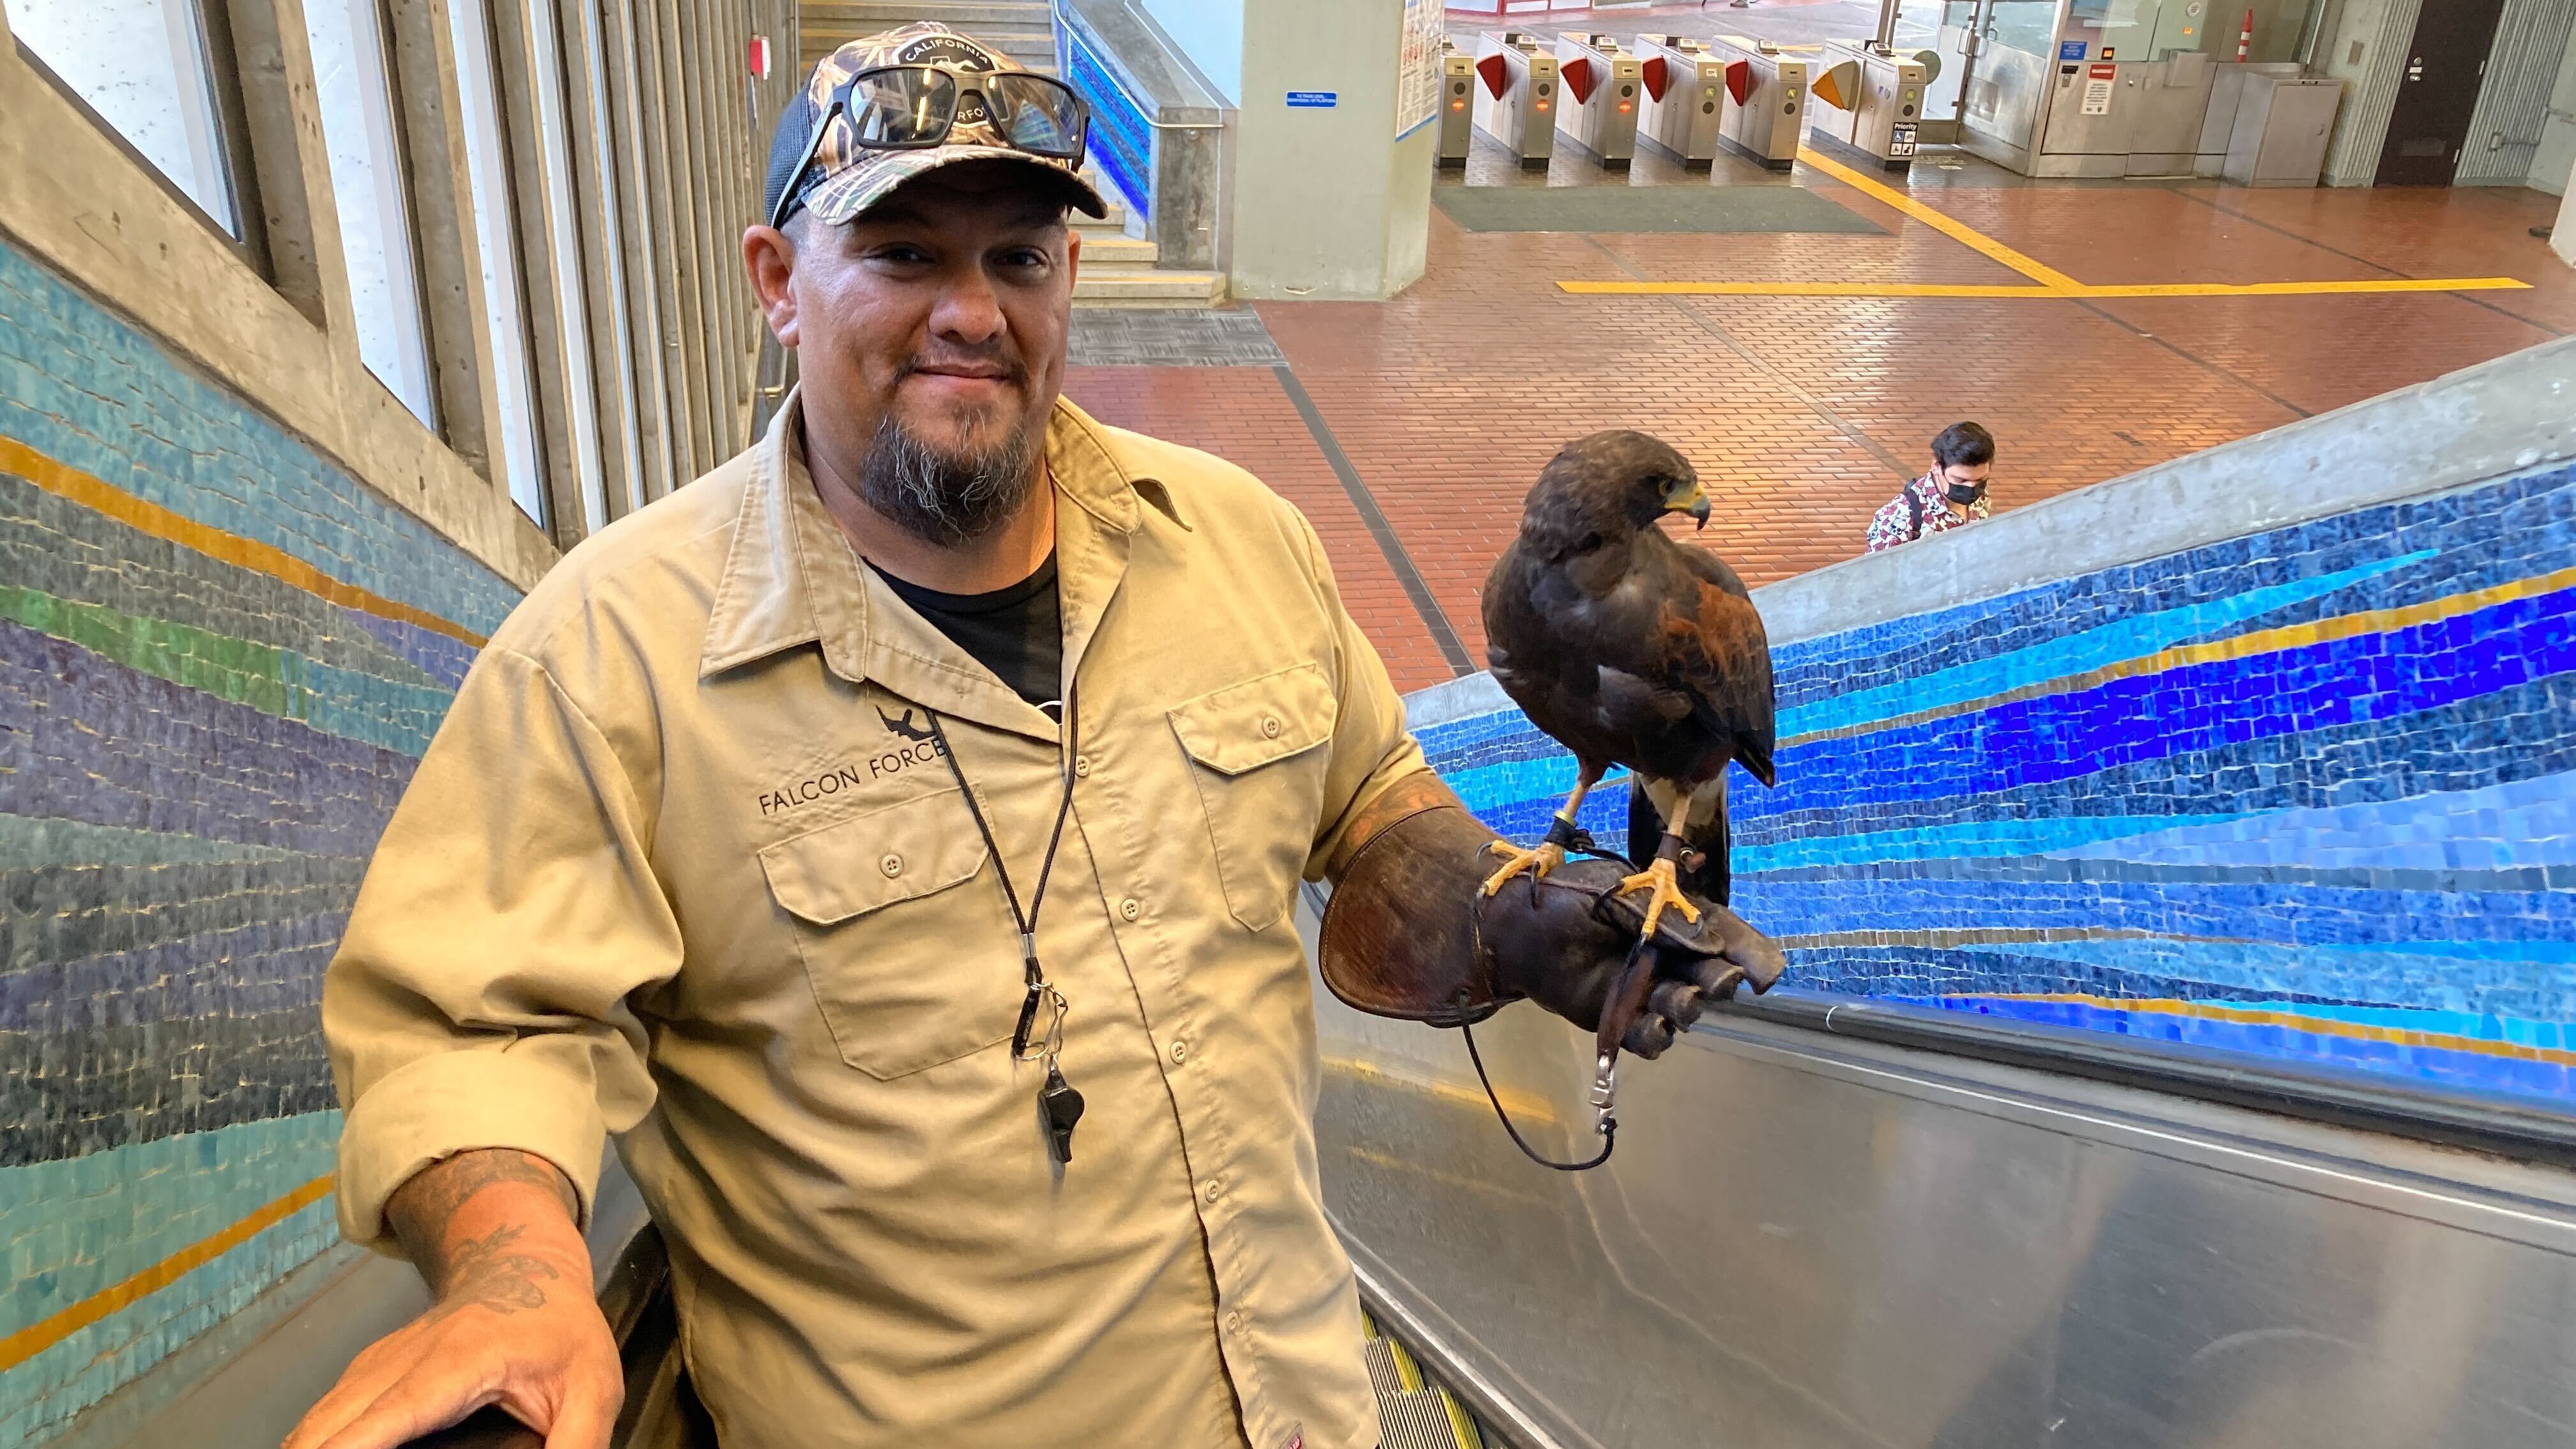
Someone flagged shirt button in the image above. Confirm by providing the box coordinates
[879,854,903,878]
[1261,716,1282,739]
[1225,1310,1245,1334]
[1169,1039,1189,1065]
[1120,898,1141,921]
[1202,1177,1224,1204]
[1073,755,1091,778]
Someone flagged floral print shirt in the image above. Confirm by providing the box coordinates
[1866,470,1991,553]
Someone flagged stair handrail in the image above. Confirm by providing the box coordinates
[1050,0,1226,130]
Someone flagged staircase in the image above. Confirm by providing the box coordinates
[1072,184,1225,307]
[799,1,1060,73]
[794,6,1225,307]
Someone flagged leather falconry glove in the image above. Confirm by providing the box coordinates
[1319,802,1785,1056]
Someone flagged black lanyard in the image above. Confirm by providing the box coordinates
[924,682,1087,1162]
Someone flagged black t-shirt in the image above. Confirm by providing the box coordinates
[871,554,1064,719]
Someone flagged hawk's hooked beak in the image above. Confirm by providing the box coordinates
[1662,478,1712,531]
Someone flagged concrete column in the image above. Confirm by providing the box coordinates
[2554,172,2575,267]
[1229,0,1432,302]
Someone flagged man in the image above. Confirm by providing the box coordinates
[288,26,1775,1449]
[1865,420,1994,553]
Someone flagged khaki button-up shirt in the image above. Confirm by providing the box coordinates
[325,393,1434,1449]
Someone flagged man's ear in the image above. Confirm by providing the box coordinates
[744,224,800,348]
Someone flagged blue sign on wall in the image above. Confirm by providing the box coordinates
[2058,39,2089,59]
[1286,91,1339,109]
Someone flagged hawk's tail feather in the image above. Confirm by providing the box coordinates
[1737,739,1777,790]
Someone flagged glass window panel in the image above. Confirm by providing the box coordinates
[581,3,648,514]
[1984,0,2067,59]
[526,0,609,534]
[446,0,546,526]
[12,0,240,234]
[303,0,439,426]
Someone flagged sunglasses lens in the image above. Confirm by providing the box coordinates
[848,68,957,147]
[985,75,1087,158]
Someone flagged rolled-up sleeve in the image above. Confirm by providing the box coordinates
[325,645,680,1250]
[1292,512,1440,880]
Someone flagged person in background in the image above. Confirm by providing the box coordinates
[1866,421,1994,553]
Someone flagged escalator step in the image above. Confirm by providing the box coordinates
[1360,1314,1489,1449]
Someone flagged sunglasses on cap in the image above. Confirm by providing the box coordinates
[767,65,1091,231]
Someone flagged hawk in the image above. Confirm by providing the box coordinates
[1480,431,1777,939]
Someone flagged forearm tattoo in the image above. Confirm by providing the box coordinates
[424,1222,562,1316]
[388,1149,579,1298]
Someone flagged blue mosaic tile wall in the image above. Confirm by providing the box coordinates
[0,235,518,1441]
[1422,459,2576,1112]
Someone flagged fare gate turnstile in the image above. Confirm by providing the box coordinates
[1473,31,1560,168]
[1632,34,1742,169]
[1707,34,1805,171]
[1437,39,1474,167]
[1805,42,1926,170]
[1552,33,1642,167]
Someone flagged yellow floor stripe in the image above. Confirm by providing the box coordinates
[1560,280,2080,298]
[0,435,490,648]
[1558,148,2533,301]
[1983,995,2576,1067]
[2075,277,2530,296]
[0,1174,335,1372]
[1558,278,2531,298]
[1792,145,2086,289]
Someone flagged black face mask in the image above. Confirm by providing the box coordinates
[1946,482,1984,506]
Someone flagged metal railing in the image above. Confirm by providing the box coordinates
[1049,2,1227,132]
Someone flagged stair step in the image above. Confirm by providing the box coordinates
[1079,234,1158,264]
[1071,267,1227,307]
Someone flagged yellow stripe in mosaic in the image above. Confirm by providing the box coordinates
[1784,563,2576,746]
[0,436,489,650]
[1979,993,2576,1069]
[0,1176,335,1374]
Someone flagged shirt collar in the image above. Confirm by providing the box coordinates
[700,387,1183,725]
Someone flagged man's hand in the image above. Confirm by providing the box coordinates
[285,1151,620,1449]
[1317,790,1784,1052]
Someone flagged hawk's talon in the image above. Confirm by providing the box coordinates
[1482,838,1567,896]
[1613,857,1702,939]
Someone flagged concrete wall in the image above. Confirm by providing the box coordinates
[2319,0,2420,185]
[1407,334,2576,1114]
[2531,8,2576,192]
[0,1,796,1441]
[1229,0,1433,300]
[2458,0,2576,187]
[1139,0,1241,103]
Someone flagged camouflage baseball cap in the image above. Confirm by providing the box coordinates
[763,24,1108,229]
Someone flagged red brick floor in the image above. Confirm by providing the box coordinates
[1062,161,2576,693]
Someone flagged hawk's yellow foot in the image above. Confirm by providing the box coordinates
[1614,855,1703,939]
[1481,838,1567,896]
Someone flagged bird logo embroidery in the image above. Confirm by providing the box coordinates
[877,705,937,743]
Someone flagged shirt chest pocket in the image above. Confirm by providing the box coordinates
[1168,663,1337,933]
[758,790,1022,1080]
